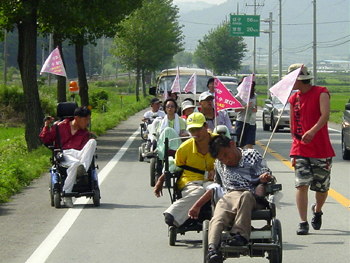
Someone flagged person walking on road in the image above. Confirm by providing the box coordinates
[234,78,258,149]
[287,63,335,235]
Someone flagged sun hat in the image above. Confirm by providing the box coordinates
[287,63,313,80]
[150,97,162,104]
[199,92,214,102]
[181,100,196,112]
[187,112,206,129]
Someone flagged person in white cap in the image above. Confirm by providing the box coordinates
[287,63,335,235]
[180,100,196,120]
[142,97,166,122]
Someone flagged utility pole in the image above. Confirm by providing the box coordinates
[268,12,273,90]
[262,12,274,96]
[246,0,264,74]
[313,0,317,85]
[279,0,282,79]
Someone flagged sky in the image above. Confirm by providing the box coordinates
[173,0,227,4]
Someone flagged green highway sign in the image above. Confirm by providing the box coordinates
[230,15,260,37]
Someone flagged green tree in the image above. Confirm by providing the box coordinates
[112,0,184,100]
[39,0,143,106]
[193,22,247,75]
[174,51,193,67]
[0,0,142,150]
[0,0,44,151]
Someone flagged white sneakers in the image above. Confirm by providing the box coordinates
[64,197,74,208]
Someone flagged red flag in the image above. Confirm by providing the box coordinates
[170,67,181,93]
[183,72,197,93]
[269,66,302,105]
[237,74,254,104]
[40,47,67,77]
[214,78,243,112]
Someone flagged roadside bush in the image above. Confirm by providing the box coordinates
[0,85,25,112]
[94,80,116,87]
[90,90,109,113]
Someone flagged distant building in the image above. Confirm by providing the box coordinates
[318,60,350,71]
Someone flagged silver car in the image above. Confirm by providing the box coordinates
[341,98,350,160]
[262,95,290,131]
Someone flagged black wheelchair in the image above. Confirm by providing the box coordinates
[163,138,212,246]
[47,102,101,208]
[202,180,283,263]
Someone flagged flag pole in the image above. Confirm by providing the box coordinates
[239,105,249,147]
[262,102,288,158]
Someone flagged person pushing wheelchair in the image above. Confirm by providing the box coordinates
[39,106,96,208]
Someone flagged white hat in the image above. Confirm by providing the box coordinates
[199,92,214,102]
[287,63,313,80]
[181,100,195,112]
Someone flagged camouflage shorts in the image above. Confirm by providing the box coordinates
[292,156,332,192]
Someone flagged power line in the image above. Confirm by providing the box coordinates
[179,19,349,27]
[318,35,350,44]
[318,39,350,48]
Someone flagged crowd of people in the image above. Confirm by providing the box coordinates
[146,63,334,262]
[40,63,335,262]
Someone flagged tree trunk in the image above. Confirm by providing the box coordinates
[75,40,89,106]
[142,69,146,98]
[53,35,67,103]
[17,7,44,152]
[135,66,140,102]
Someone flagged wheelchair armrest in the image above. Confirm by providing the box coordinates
[265,183,282,194]
[47,145,55,150]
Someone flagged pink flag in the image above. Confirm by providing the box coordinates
[183,72,197,93]
[237,74,254,104]
[162,82,168,101]
[214,78,243,113]
[170,67,181,93]
[269,66,302,105]
[40,47,67,77]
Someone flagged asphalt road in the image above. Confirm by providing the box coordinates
[0,109,349,263]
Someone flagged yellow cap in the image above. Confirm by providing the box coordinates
[187,112,206,129]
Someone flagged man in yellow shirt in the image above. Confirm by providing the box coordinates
[154,112,215,227]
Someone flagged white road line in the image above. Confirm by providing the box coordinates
[25,128,140,263]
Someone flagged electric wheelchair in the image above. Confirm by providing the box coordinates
[202,178,283,263]
[47,102,100,208]
[162,137,212,246]
[138,115,162,163]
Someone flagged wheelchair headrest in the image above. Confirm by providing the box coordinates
[57,102,78,118]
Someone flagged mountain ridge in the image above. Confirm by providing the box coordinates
[175,0,349,68]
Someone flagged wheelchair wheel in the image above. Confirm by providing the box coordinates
[202,220,209,263]
[150,158,157,187]
[49,174,54,207]
[54,192,61,208]
[138,146,144,162]
[93,188,100,207]
[140,123,148,141]
[269,218,283,263]
[169,226,177,246]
